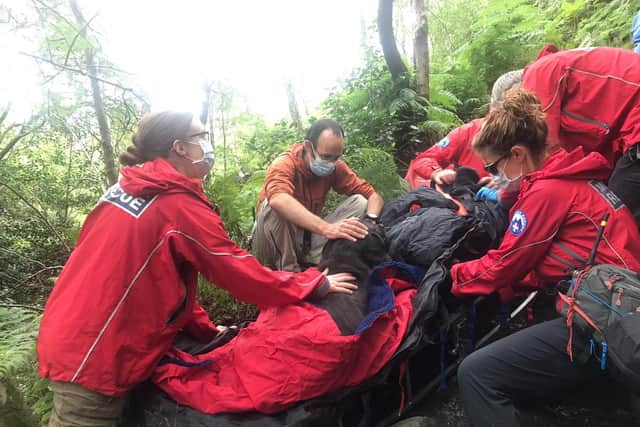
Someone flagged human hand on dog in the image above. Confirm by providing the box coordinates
[323,217,368,242]
[433,169,457,185]
[323,268,358,295]
[478,176,498,188]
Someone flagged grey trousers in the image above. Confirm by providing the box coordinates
[48,381,127,427]
[457,318,603,427]
[252,194,368,272]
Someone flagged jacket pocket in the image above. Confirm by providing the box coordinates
[560,109,610,152]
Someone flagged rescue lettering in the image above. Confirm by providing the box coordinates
[100,184,157,218]
[589,180,624,211]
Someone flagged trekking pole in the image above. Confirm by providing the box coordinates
[586,212,610,267]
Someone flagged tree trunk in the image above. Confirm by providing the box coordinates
[413,0,429,99]
[69,0,118,186]
[219,97,227,176]
[378,0,408,81]
[285,80,303,131]
[200,83,211,126]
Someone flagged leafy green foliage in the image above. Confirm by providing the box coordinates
[343,147,409,202]
[206,170,266,245]
[540,0,636,48]
[196,279,259,326]
[0,308,46,427]
[323,48,463,173]
[0,309,39,382]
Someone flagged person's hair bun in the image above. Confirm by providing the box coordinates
[501,87,544,123]
[472,86,548,159]
[119,141,145,166]
[118,111,194,167]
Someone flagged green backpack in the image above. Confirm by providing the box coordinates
[558,264,640,392]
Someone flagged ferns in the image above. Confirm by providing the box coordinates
[0,308,40,382]
[0,307,44,427]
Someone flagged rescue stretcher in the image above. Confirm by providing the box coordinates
[126,233,542,427]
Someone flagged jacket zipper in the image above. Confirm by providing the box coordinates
[561,109,610,134]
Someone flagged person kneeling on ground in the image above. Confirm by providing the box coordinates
[37,111,357,427]
[449,87,640,427]
[253,118,384,272]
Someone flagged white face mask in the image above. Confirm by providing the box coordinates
[493,157,523,192]
[175,139,215,177]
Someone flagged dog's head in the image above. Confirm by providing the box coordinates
[317,221,388,281]
[314,220,389,335]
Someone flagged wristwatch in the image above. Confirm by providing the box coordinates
[365,212,379,223]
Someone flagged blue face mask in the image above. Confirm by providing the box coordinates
[309,144,337,177]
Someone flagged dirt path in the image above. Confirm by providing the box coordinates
[393,377,639,427]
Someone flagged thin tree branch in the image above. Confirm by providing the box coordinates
[15,266,64,289]
[0,120,45,161]
[0,247,47,269]
[32,0,76,29]
[21,52,149,105]
[63,12,99,67]
[0,303,43,312]
[0,123,19,144]
[0,104,10,127]
[0,180,71,253]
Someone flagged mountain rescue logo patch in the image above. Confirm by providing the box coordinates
[99,183,157,218]
[437,137,450,148]
[510,210,528,236]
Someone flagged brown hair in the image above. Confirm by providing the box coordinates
[119,111,194,166]
[473,86,548,160]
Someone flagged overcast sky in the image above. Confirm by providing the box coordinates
[0,0,379,122]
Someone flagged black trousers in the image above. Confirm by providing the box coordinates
[609,143,640,229]
[457,318,604,427]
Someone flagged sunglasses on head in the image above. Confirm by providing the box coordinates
[483,152,510,175]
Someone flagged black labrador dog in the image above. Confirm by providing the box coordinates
[176,221,388,355]
[313,221,389,335]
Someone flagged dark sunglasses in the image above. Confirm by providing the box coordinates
[483,152,510,175]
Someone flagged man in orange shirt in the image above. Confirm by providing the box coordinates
[253,119,384,272]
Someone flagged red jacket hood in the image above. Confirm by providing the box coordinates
[120,157,211,207]
[535,44,560,60]
[524,148,610,189]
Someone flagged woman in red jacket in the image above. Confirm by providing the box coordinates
[452,88,640,427]
[405,70,523,189]
[522,46,640,228]
[37,111,357,426]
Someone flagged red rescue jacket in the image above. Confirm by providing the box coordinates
[451,149,640,300]
[523,47,640,165]
[37,158,327,396]
[405,119,488,189]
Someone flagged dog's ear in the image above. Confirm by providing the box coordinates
[360,223,388,266]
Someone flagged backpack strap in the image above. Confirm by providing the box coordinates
[557,268,601,361]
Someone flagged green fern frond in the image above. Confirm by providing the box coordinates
[0,308,40,382]
[430,89,462,111]
[427,105,463,127]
